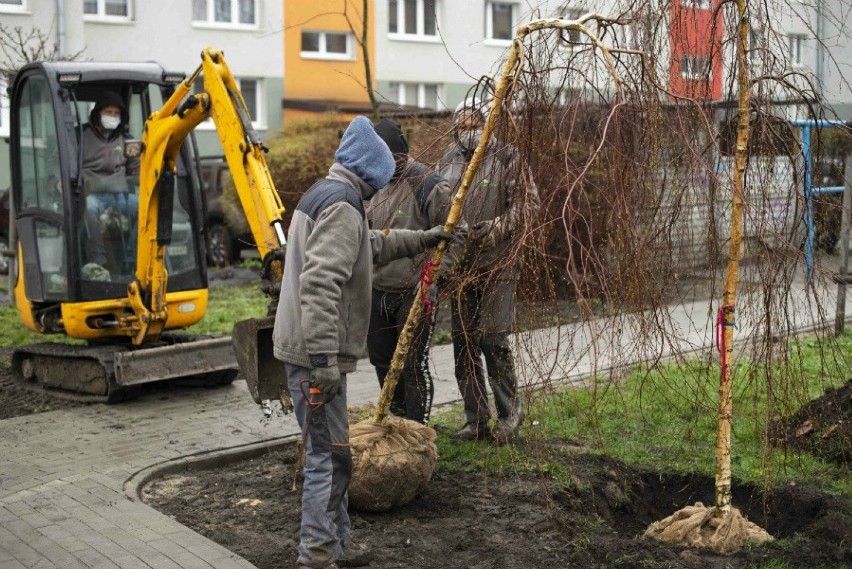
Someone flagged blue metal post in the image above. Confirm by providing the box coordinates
[790,119,847,284]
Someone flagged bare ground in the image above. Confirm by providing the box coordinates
[140,425,851,569]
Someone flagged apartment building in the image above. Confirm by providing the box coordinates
[0,0,284,189]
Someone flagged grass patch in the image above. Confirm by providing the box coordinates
[189,282,270,336]
[434,332,852,496]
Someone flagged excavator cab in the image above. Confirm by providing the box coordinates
[9,62,207,336]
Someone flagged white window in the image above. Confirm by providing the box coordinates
[300,31,355,60]
[192,0,257,28]
[388,82,440,109]
[680,55,711,80]
[193,76,264,129]
[0,75,9,137]
[680,0,712,9]
[83,0,131,20]
[559,8,586,49]
[388,0,438,40]
[0,0,27,14]
[486,2,515,43]
[788,34,805,65]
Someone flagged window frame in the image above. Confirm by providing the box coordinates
[82,0,133,23]
[387,0,441,43]
[194,77,265,130]
[300,30,357,61]
[484,1,516,46]
[558,7,586,50]
[0,75,8,137]
[680,55,712,80]
[788,33,805,66]
[388,81,442,110]
[0,0,27,14]
[192,0,259,30]
[680,0,712,10]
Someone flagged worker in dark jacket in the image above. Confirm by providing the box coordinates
[367,119,466,425]
[82,91,140,270]
[272,116,451,569]
[437,97,540,444]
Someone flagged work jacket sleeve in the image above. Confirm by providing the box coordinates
[299,202,362,357]
[494,152,540,245]
[426,176,467,277]
[369,228,429,265]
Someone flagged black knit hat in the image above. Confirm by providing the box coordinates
[89,90,129,134]
[373,118,409,157]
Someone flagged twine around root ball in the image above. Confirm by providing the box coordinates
[644,502,773,554]
[348,415,438,513]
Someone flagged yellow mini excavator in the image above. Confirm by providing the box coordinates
[7,48,285,401]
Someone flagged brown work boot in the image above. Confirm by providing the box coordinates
[452,422,490,441]
[338,541,372,567]
[492,408,525,445]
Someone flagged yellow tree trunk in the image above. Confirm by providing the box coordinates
[715,0,751,515]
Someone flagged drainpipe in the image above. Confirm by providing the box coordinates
[815,0,824,89]
[56,0,65,58]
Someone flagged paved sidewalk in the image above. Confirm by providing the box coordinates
[0,261,841,568]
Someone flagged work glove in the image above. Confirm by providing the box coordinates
[422,226,454,248]
[310,364,342,398]
[469,216,504,248]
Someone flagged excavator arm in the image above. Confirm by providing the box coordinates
[130,48,286,345]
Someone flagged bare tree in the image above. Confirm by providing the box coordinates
[0,23,84,82]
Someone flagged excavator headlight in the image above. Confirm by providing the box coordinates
[162,72,186,84]
[57,73,82,85]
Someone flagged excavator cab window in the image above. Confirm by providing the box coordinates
[15,73,68,301]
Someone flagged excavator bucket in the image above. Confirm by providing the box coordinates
[232,316,289,404]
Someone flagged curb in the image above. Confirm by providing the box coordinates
[123,434,301,503]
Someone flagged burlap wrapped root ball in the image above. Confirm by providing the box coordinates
[644,502,773,554]
[348,415,438,512]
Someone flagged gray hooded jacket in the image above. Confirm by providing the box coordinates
[272,163,436,372]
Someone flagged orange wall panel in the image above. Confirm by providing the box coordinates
[284,1,375,104]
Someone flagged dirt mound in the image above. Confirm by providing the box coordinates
[141,443,851,569]
[771,379,852,467]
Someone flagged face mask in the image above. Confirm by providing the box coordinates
[100,114,121,131]
[458,129,482,151]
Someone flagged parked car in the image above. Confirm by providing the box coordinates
[198,156,253,267]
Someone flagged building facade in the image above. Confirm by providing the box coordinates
[0,0,284,189]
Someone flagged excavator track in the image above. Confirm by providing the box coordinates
[11,334,240,403]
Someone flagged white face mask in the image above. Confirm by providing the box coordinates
[100,114,121,131]
[458,129,482,151]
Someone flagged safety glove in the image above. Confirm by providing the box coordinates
[422,226,455,248]
[469,216,506,248]
[309,354,341,398]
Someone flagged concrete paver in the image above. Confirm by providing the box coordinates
[0,261,842,568]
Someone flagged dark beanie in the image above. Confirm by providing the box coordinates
[334,116,395,191]
[90,91,128,131]
[373,118,409,157]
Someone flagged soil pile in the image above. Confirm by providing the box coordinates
[771,379,851,467]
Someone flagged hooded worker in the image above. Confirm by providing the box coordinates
[272,116,452,569]
[366,118,467,425]
[436,95,540,444]
[82,90,140,274]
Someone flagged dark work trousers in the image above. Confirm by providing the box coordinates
[451,278,518,427]
[367,288,436,425]
[286,363,352,569]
